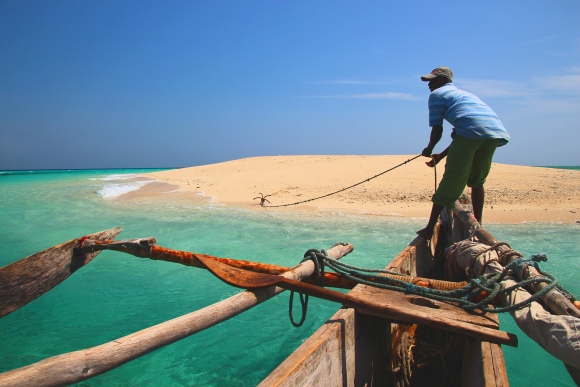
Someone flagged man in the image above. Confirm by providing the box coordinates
[417,67,510,239]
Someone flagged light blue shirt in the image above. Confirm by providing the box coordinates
[428,83,510,146]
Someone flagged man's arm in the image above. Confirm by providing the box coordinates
[425,145,449,167]
[422,125,443,157]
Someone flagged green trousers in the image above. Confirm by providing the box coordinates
[432,135,499,208]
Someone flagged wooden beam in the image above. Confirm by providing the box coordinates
[0,227,122,319]
[0,243,353,387]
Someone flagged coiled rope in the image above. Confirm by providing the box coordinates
[265,155,421,208]
[288,243,577,327]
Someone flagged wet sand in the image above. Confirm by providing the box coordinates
[135,155,580,224]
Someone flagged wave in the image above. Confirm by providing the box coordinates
[97,181,152,199]
[99,174,141,181]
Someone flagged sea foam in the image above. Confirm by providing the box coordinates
[97,181,151,198]
[99,174,141,181]
[95,174,153,198]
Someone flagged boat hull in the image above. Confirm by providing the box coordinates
[260,223,509,387]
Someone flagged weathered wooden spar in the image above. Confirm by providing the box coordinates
[0,227,122,319]
[1,200,578,386]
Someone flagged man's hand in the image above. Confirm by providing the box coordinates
[425,153,442,167]
[425,146,449,167]
[421,147,432,157]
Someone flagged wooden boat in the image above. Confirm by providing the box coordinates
[259,203,508,387]
[1,201,576,386]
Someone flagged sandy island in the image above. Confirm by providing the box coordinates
[136,155,580,224]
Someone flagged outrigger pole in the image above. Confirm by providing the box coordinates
[0,242,353,387]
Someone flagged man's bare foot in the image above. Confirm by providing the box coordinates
[416,227,434,239]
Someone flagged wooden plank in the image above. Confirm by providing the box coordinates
[260,299,392,387]
[0,227,122,318]
[349,284,499,329]
[195,252,516,345]
[385,233,435,277]
[481,342,499,386]
[466,339,510,387]
[258,308,356,387]
[490,343,509,387]
[463,338,509,387]
[385,237,419,276]
[0,243,353,387]
[479,313,508,387]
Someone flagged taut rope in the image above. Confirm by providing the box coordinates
[264,155,422,208]
[432,155,438,193]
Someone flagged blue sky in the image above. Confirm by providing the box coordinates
[1,1,579,169]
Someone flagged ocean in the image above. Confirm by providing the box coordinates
[0,168,579,386]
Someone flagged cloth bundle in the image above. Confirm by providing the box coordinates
[444,240,580,370]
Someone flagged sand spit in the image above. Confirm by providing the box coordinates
[137,155,580,224]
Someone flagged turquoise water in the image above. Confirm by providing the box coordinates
[0,170,578,386]
[539,166,580,171]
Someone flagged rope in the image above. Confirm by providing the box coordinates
[288,244,577,328]
[289,242,348,327]
[413,330,462,386]
[396,331,415,387]
[432,155,438,193]
[266,155,421,208]
[288,247,330,327]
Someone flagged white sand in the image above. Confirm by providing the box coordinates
[137,155,580,224]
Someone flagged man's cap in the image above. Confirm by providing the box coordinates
[421,67,453,81]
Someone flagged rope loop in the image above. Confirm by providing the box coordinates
[288,291,308,327]
[288,248,330,327]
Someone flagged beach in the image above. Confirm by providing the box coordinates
[141,155,580,224]
[1,168,579,387]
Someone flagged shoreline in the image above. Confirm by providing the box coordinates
[130,155,580,225]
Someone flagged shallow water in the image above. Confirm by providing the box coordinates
[0,169,578,386]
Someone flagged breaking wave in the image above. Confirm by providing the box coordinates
[97,181,152,198]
